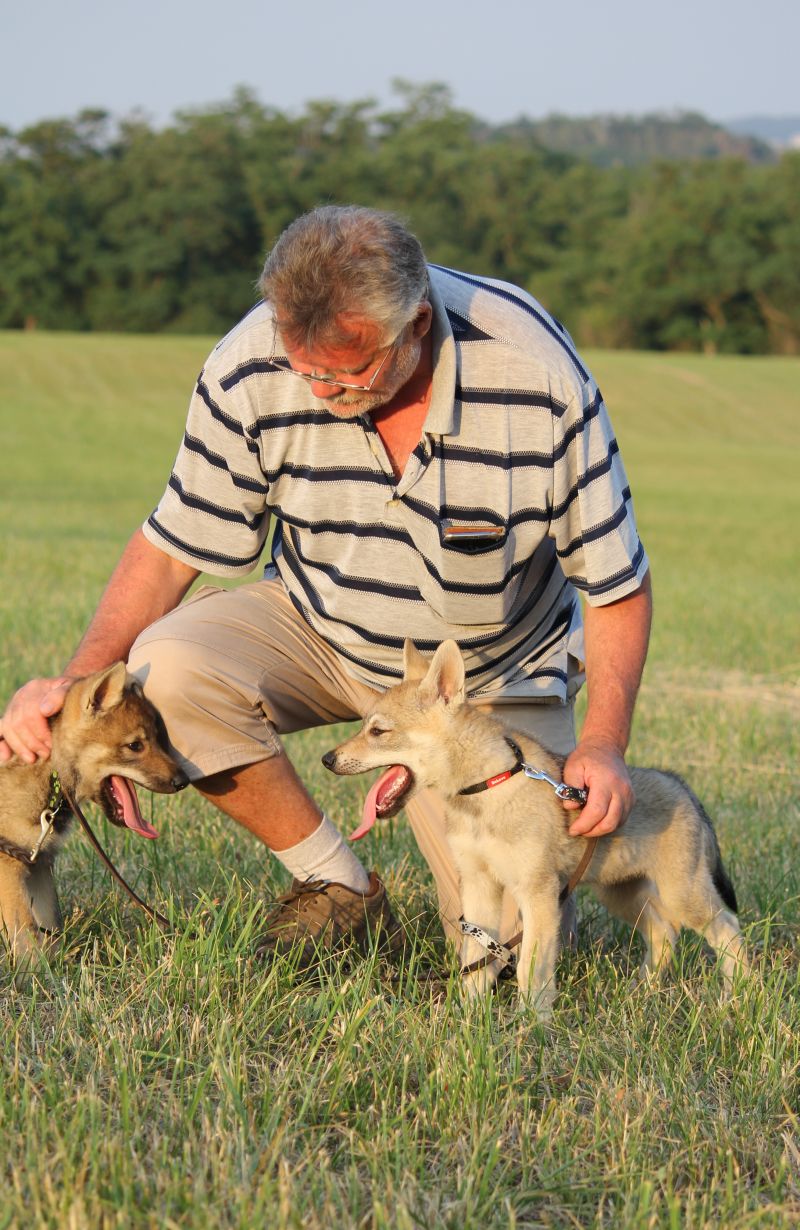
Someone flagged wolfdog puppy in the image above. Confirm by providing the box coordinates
[0,663,186,959]
[324,640,747,1018]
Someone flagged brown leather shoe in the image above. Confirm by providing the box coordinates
[255,871,405,965]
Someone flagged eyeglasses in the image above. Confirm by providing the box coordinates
[268,325,401,392]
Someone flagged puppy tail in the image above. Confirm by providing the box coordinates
[695,792,739,915]
[712,858,739,915]
[668,771,740,915]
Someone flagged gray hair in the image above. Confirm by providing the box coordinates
[259,205,429,349]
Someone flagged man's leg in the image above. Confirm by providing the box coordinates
[404,699,578,947]
[127,579,400,957]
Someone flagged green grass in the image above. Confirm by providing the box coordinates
[0,333,798,1228]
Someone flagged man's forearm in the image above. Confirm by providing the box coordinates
[65,529,200,677]
[579,570,653,754]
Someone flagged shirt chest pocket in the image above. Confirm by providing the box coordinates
[415,518,520,626]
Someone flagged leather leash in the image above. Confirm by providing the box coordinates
[59,782,172,932]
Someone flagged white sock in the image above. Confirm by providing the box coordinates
[271,814,372,894]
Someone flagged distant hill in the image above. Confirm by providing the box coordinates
[722,115,800,149]
[492,110,776,166]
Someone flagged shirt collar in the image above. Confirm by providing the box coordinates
[422,272,457,437]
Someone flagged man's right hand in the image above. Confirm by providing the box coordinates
[0,677,74,764]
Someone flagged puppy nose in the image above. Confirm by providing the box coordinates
[172,770,189,791]
[321,751,336,770]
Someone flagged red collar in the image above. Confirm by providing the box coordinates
[457,738,525,796]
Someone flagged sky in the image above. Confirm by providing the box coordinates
[1,0,798,132]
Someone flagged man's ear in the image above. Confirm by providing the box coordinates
[411,300,433,341]
[402,639,430,683]
[83,662,128,713]
[418,640,465,708]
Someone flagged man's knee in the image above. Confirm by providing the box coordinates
[128,631,210,714]
[126,625,279,776]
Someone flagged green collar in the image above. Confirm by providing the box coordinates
[46,771,72,818]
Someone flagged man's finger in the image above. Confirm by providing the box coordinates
[0,708,55,762]
[39,682,71,716]
[569,794,625,838]
[0,724,51,762]
[567,789,613,836]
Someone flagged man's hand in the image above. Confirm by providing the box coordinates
[0,677,74,764]
[560,740,635,837]
[0,531,200,767]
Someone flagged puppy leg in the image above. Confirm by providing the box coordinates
[701,908,748,988]
[669,881,748,989]
[516,884,561,1020]
[0,856,41,959]
[653,875,748,990]
[596,880,678,980]
[455,846,505,999]
[28,861,63,935]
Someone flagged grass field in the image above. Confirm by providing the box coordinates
[0,332,798,1229]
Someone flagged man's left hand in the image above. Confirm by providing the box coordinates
[560,741,635,837]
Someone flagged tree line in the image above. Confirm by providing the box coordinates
[1,84,798,354]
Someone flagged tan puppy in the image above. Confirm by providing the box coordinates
[324,640,747,1018]
[0,663,186,959]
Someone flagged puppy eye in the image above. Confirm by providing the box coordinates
[125,740,145,753]
[369,726,390,737]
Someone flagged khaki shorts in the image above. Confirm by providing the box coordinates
[129,577,578,942]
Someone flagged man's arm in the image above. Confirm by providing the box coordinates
[0,529,200,763]
[562,570,653,837]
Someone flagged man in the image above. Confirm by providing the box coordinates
[0,206,652,958]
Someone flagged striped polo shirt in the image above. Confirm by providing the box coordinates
[143,265,648,700]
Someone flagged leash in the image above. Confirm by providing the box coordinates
[1,773,171,931]
[59,779,172,932]
[456,738,597,979]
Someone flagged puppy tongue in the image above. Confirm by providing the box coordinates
[349,766,409,841]
[109,775,159,839]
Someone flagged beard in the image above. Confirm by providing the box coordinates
[318,338,422,419]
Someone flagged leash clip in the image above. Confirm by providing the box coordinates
[522,764,588,806]
[30,809,56,864]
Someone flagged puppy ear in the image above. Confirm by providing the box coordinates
[84,661,128,713]
[419,640,465,707]
[402,639,430,683]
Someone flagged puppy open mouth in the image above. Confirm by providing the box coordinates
[349,765,415,841]
[100,776,159,839]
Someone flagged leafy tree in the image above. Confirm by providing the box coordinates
[0,88,796,352]
[0,111,112,328]
[746,154,800,354]
[598,161,768,353]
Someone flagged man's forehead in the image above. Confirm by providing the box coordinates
[277,313,383,347]
[335,313,384,348]
[282,317,386,370]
